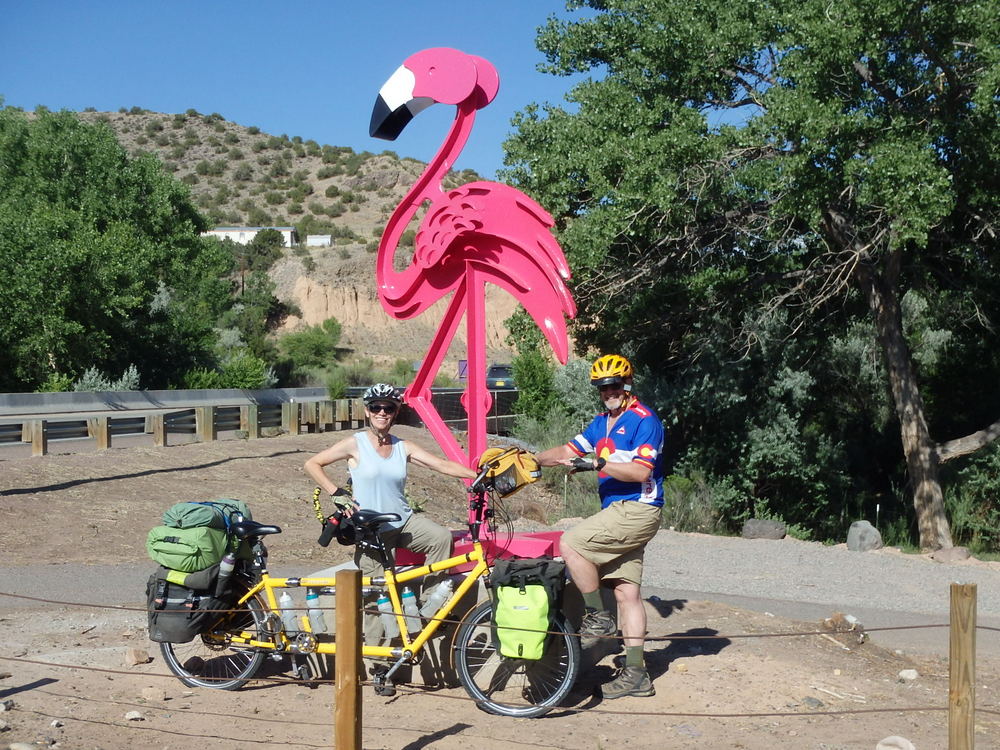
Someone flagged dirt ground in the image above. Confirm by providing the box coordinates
[1,429,999,749]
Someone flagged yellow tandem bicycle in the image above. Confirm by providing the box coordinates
[158,452,581,718]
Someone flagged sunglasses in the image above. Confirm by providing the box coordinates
[597,381,625,392]
[367,403,398,415]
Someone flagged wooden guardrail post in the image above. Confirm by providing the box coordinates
[29,420,48,457]
[94,416,111,450]
[335,398,349,429]
[196,406,216,442]
[351,398,365,428]
[319,400,333,431]
[282,402,300,435]
[244,404,261,439]
[949,582,976,749]
[335,568,362,750]
[302,401,318,433]
[150,414,167,447]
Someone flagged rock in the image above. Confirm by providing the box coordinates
[846,520,883,551]
[876,736,916,750]
[9,743,42,750]
[741,518,787,539]
[802,696,824,708]
[141,687,166,703]
[125,648,151,666]
[897,669,919,682]
[0,718,9,731]
[0,699,13,711]
[50,719,64,728]
[930,546,971,563]
[124,710,145,721]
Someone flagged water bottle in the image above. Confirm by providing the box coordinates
[278,591,298,634]
[305,588,327,633]
[419,578,454,619]
[401,587,421,634]
[376,593,399,639]
[214,552,237,597]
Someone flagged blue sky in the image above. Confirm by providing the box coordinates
[1,1,588,179]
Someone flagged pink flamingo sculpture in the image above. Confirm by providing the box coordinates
[370,47,576,469]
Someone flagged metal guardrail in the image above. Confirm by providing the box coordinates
[2,388,519,456]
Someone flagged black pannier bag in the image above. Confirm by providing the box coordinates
[146,564,232,643]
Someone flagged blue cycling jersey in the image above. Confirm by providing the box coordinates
[567,398,664,508]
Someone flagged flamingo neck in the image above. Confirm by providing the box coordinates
[377,100,477,297]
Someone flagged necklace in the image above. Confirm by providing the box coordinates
[370,427,392,447]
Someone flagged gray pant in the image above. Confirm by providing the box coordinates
[355,513,453,645]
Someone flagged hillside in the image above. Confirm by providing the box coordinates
[76,108,519,373]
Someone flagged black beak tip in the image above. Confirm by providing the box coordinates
[370,96,413,141]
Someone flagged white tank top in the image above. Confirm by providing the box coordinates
[349,431,411,530]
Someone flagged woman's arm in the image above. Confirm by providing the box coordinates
[406,442,478,479]
[303,436,358,497]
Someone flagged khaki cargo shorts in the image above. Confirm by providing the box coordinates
[561,500,662,585]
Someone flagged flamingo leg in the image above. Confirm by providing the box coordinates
[404,280,470,466]
[460,265,491,467]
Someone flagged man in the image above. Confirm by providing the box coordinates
[535,354,664,699]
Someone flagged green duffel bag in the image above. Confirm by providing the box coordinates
[146,524,229,573]
[161,499,252,531]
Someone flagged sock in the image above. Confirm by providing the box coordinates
[625,646,644,669]
[582,590,604,612]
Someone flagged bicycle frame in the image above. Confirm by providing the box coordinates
[233,542,490,660]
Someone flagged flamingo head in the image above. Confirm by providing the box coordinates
[370,47,499,141]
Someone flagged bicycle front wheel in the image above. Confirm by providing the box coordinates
[160,594,268,690]
[453,600,580,718]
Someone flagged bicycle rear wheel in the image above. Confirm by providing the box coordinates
[453,600,580,718]
[160,594,268,690]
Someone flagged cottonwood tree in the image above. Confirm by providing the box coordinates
[506,0,999,548]
[0,106,233,390]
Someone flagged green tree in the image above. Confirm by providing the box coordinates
[0,107,233,391]
[506,0,1000,549]
[279,318,342,372]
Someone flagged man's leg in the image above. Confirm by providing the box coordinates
[602,580,654,698]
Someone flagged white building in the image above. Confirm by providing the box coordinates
[306,234,332,247]
[203,226,299,247]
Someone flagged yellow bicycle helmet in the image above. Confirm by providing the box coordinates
[589,354,633,386]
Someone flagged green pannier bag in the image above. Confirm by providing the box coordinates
[146,524,228,572]
[490,556,566,660]
[146,499,253,572]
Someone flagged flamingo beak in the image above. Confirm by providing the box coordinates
[370,63,435,140]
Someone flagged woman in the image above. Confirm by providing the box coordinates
[303,383,476,641]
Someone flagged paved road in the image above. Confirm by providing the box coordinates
[3,529,998,662]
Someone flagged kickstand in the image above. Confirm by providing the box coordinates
[291,655,316,686]
[369,663,396,697]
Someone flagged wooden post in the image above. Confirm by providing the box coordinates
[94,416,111,450]
[949,582,976,749]
[319,400,333,431]
[195,406,216,442]
[29,420,48,457]
[150,414,167,447]
[335,568,362,750]
[282,402,300,435]
[245,404,261,439]
[302,402,318,433]
[335,399,349,430]
[350,398,365,428]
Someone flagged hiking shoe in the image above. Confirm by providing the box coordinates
[579,609,617,649]
[602,666,655,699]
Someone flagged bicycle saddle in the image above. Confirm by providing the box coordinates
[231,519,282,539]
[351,509,402,528]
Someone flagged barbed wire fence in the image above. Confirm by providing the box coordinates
[0,583,995,748]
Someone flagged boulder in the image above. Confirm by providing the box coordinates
[741,518,787,540]
[930,546,971,563]
[846,520,883,551]
[877,737,916,750]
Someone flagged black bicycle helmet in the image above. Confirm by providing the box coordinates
[363,383,402,405]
